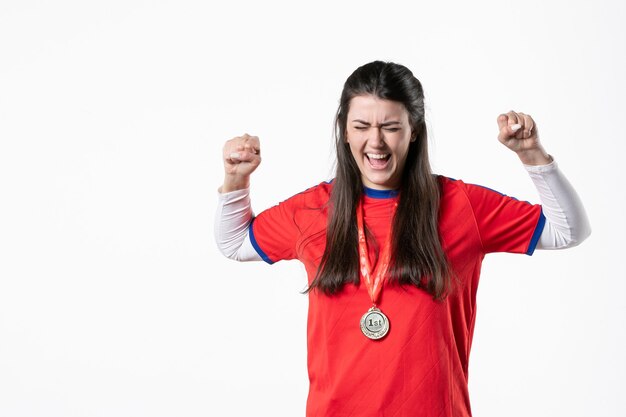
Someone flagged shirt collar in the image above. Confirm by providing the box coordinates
[363,186,399,199]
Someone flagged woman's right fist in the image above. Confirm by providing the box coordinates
[221,134,261,192]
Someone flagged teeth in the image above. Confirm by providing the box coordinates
[367,153,389,160]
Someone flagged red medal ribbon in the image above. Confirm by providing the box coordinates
[356,199,395,306]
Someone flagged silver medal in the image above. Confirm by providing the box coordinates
[360,306,390,340]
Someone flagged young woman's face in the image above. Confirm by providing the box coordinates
[345,95,414,190]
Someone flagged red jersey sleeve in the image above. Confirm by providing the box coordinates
[249,182,331,264]
[460,180,546,255]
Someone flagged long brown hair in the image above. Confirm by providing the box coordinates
[306,61,454,301]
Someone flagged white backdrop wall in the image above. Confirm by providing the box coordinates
[1,0,624,416]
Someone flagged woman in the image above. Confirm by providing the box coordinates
[215,61,590,416]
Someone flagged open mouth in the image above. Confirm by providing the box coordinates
[366,153,391,168]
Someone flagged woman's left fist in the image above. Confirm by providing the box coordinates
[497,110,552,165]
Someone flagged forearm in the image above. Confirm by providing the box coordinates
[525,159,591,249]
[214,187,262,261]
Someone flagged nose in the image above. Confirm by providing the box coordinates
[368,126,385,148]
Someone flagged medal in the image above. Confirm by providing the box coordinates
[356,199,396,340]
[360,306,390,340]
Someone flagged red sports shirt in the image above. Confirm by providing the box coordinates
[249,176,545,417]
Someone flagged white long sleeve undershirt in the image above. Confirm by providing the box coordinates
[214,187,259,261]
[524,161,591,249]
[214,160,591,262]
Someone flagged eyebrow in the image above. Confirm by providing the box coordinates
[351,119,402,126]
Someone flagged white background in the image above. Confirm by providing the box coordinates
[1,0,624,416]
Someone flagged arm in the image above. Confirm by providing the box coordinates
[215,134,263,261]
[497,111,591,249]
[524,160,591,249]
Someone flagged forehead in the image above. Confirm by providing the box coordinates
[347,95,409,121]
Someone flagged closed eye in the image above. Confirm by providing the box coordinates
[352,125,402,133]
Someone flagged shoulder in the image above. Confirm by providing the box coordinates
[437,174,517,201]
[436,174,534,218]
[253,180,332,231]
[436,174,470,200]
[281,179,333,207]
[435,175,475,217]
[300,179,334,199]
[436,174,540,229]
[263,180,332,215]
